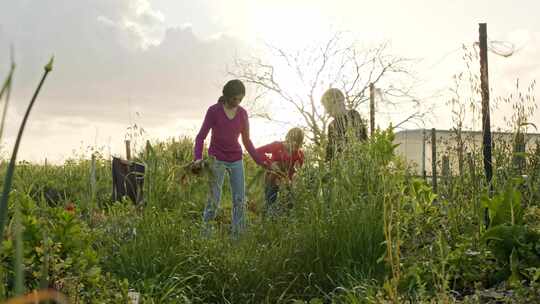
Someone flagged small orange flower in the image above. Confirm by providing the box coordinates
[65,202,75,214]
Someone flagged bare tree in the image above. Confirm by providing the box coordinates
[229,32,424,145]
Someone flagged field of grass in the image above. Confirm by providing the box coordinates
[1,127,540,303]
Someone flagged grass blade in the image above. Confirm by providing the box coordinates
[0,56,54,249]
[0,62,14,101]
[0,53,15,140]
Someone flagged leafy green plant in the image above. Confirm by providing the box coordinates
[480,178,540,285]
[482,225,540,285]
[0,190,129,301]
[482,179,524,227]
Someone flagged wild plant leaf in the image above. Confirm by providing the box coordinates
[482,225,528,262]
[482,224,540,281]
[483,183,524,227]
[509,247,521,286]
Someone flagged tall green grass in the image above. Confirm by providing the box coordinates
[95,131,402,303]
[3,123,540,302]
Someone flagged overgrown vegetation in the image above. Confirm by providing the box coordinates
[0,124,540,303]
[1,46,540,303]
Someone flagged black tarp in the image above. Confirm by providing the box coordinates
[112,157,145,204]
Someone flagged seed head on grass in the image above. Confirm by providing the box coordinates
[45,56,54,72]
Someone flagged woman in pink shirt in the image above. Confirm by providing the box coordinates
[192,79,265,237]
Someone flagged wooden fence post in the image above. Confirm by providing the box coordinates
[431,128,437,193]
[125,140,131,161]
[479,23,493,191]
[90,153,96,210]
[145,140,151,159]
[479,22,493,227]
[422,129,427,181]
[513,131,526,175]
[442,154,450,192]
[369,83,375,137]
[467,152,476,187]
[457,130,464,177]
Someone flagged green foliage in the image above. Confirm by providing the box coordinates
[477,178,540,286]
[482,179,524,227]
[482,225,540,285]
[1,127,540,302]
[94,130,401,303]
[0,191,129,302]
[445,239,496,292]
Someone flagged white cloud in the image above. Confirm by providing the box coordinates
[1,0,539,162]
[0,0,249,161]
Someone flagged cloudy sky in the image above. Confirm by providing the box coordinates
[0,0,538,162]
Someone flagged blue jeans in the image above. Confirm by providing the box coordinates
[264,183,279,217]
[264,182,295,217]
[203,159,246,237]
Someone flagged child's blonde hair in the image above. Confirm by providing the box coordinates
[286,127,304,145]
[321,88,345,107]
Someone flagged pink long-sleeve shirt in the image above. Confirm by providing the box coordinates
[194,102,264,166]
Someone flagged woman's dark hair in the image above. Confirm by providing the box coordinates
[218,79,246,103]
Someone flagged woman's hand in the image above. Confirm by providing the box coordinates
[267,163,283,186]
[269,162,280,172]
[191,159,203,174]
